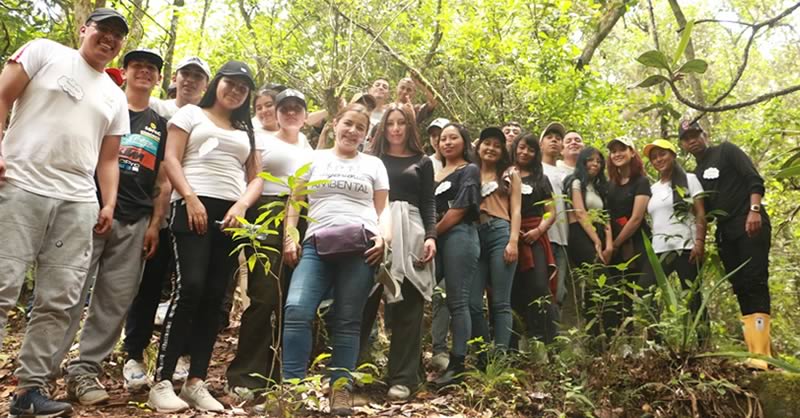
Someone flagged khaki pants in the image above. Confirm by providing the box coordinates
[0,182,97,389]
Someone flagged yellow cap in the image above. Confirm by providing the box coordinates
[643,139,677,159]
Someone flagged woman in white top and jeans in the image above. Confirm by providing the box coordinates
[282,103,388,416]
[149,61,264,413]
[642,139,708,342]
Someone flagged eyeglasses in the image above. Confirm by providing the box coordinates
[89,22,127,41]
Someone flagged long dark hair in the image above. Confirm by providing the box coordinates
[511,132,543,182]
[658,153,690,213]
[367,104,424,157]
[476,132,512,195]
[563,146,609,206]
[197,73,257,168]
[440,123,474,166]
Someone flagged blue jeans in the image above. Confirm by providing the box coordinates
[282,241,375,385]
[470,217,518,349]
[436,223,479,357]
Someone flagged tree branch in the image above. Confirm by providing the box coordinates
[668,78,800,112]
[329,1,459,121]
[666,1,800,117]
[576,0,629,70]
[422,0,443,67]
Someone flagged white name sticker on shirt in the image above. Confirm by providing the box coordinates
[702,167,720,180]
[521,183,533,195]
[198,137,219,157]
[481,181,498,197]
[435,181,452,195]
[58,75,84,101]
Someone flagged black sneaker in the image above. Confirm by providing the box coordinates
[8,388,73,418]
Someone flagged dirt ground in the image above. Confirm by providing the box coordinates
[0,308,473,418]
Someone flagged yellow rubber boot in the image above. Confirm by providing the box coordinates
[741,313,772,370]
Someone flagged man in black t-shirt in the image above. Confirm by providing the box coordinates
[54,49,171,404]
[678,120,772,370]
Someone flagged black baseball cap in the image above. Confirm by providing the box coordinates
[678,119,703,139]
[275,88,307,110]
[86,8,129,35]
[123,49,163,71]
[479,126,505,142]
[217,60,256,90]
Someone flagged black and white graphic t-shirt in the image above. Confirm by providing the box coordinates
[303,150,390,240]
[112,108,167,222]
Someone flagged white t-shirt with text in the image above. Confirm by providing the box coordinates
[168,105,251,202]
[302,150,390,240]
[648,174,704,253]
[2,39,129,202]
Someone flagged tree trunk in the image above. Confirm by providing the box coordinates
[161,0,185,95]
[121,0,146,59]
[576,0,628,70]
[197,0,213,55]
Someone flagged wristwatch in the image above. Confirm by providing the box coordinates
[750,204,761,212]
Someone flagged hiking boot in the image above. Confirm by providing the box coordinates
[329,387,353,416]
[123,359,150,391]
[173,355,190,382]
[147,380,189,413]
[387,384,411,401]
[430,352,449,372]
[66,374,110,406]
[9,387,73,418]
[180,379,225,412]
[432,354,465,388]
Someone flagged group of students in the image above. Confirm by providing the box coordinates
[0,7,774,418]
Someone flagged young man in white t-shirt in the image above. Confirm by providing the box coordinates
[0,8,130,416]
[539,122,572,322]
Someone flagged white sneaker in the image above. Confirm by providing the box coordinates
[147,380,189,413]
[387,384,411,401]
[180,380,225,412]
[123,359,151,391]
[173,355,190,382]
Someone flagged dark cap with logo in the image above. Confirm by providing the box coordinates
[275,88,307,110]
[123,49,164,71]
[216,60,256,90]
[678,119,704,139]
[86,8,129,35]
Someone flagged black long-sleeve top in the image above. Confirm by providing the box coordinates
[693,142,768,239]
[381,154,437,240]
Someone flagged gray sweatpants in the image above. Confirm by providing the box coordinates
[0,183,97,389]
[55,217,150,378]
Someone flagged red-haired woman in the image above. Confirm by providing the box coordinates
[602,137,651,336]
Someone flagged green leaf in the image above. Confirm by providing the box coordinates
[258,171,285,186]
[776,164,800,179]
[676,59,708,74]
[286,226,300,245]
[247,253,257,271]
[631,75,670,89]
[636,50,671,72]
[672,20,694,66]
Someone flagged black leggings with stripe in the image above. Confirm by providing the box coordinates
[155,197,239,382]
